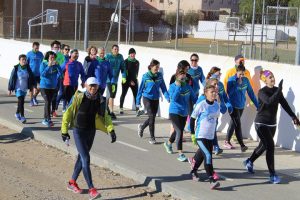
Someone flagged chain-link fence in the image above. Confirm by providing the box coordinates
[1,0,299,64]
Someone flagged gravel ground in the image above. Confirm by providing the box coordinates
[0,124,175,200]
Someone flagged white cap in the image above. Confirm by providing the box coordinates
[85,77,99,85]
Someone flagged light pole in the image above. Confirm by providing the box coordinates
[260,0,265,60]
[74,0,78,48]
[295,14,300,65]
[250,0,256,59]
[84,0,89,50]
[175,0,180,50]
[118,0,122,44]
[41,0,44,44]
[12,0,16,39]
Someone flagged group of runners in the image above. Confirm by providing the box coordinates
[7,40,300,198]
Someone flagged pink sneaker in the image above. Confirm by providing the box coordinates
[188,157,196,170]
[88,188,101,200]
[213,171,220,180]
[223,140,235,149]
[67,180,83,194]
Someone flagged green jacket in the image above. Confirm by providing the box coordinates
[61,91,114,135]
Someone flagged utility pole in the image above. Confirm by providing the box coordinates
[272,0,280,58]
[175,0,180,50]
[260,0,265,60]
[250,0,256,59]
[118,0,122,44]
[84,0,89,50]
[295,14,300,65]
[129,0,132,44]
[12,0,16,39]
[74,0,78,48]
[41,0,44,44]
[20,0,23,38]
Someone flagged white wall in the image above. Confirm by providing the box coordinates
[0,38,300,151]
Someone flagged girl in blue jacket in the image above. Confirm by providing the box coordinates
[225,65,258,152]
[8,54,35,123]
[40,51,62,127]
[136,59,169,144]
[164,62,197,162]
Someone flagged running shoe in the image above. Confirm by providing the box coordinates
[163,141,173,154]
[88,188,101,200]
[49,120,54,127]
[213,171,220,180]
[110,112,117,120]
[243,158,254,174]
[42,119,51,127]
[62,108,66,113]
[136,110,144,117]
[188,157,196,170]
[209,178,220,190]
[213,146,223,155]
[119,108,124,115]
[241,145,248,152]
[223,140,235,149]
[67,180,83,194]
[269,174,281,184]
[52,111,58,118]
[20,116,26,124]
[148,138,157,144]
[137,124,143,138]
[177,154,187,162]
[191,170,200,181]
[15,113,21,121]
[29,99,34,107]
[33,97,39,105]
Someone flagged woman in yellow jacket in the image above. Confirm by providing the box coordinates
[61,77,116,200]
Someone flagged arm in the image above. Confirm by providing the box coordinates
[279,92,296,119]
[136,76,145,106]
[199,68,206,86]
[40,62,52,77]
[160,77,170,101]
[258,88,281,105]
[190,103,203,134]
[190,86,198,104]
[61,96,75,134]
[8,67,16,91]
[79,63,86,83]
[120,56,126,78]
[246,78,259,108]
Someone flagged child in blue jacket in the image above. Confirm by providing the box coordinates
[164,61,197,162]
[8,54,35,123]
[224,64,258,152]
[136,59,169,144]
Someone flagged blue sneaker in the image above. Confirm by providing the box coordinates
[163,141,173,154]
[270,174,281,184]
[42,119,51,127]
[20,116,26,124]
[213,146,223,155]
[29,99,34,107]
[33,97,38,105]
[177,154,187,162]
[243,158,254,174]
[15,113,21,121]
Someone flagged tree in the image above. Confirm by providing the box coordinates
[183,10,199,26]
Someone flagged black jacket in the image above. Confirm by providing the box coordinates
[8,64,35,91]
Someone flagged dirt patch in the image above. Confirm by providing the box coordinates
[0,124,175,200]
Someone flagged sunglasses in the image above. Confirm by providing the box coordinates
[191,59,198,62]
[64,48,70,51]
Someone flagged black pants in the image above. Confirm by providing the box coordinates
[64,85,77,106]
[141,97,159,139]
[40,88,55,120]
[193,138,214,177]
[51,88,59,112]
[120,80,138,109]
[16,95,25,117]
[169,114,187,151]
[226,108,245,146]
[249,124,276,175]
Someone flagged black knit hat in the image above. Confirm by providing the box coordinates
[128,48,136,55]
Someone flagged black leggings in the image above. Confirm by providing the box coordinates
[141,97,159,139]
[40,88,55,120]
[169,114,187,151]
[51,89,59,112]
[16,95,25,117]
[249,124,276,175]
[120,81,138,109]
[192,138,214,177]
[226,108,245,146]
[64,85,77,106]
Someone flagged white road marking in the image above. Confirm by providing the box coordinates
[14,105,33,113]
[116,141,148,152]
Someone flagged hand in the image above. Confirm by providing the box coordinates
[112,84,116,93]
[278,79,283,91]
[228,105,233,114]
[122,78,127,84]
[175,80,181,86]
[191,134,197,146]
[8,91,12,96]
[81,82,85,88]
[61,133,70,142]
[110,130,117,143]
[293,117,300,126]
[130,81,135,86]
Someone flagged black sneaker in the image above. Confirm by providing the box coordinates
[191,170,200,181]
[209,177,220,190]
[136,110,145,117]
[119,108,124,115]
[110,112,117,120]
[149,138,157,144]
[241,145,248,152]
[138,124,143,138]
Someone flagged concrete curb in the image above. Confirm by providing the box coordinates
[0,117,201,200]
